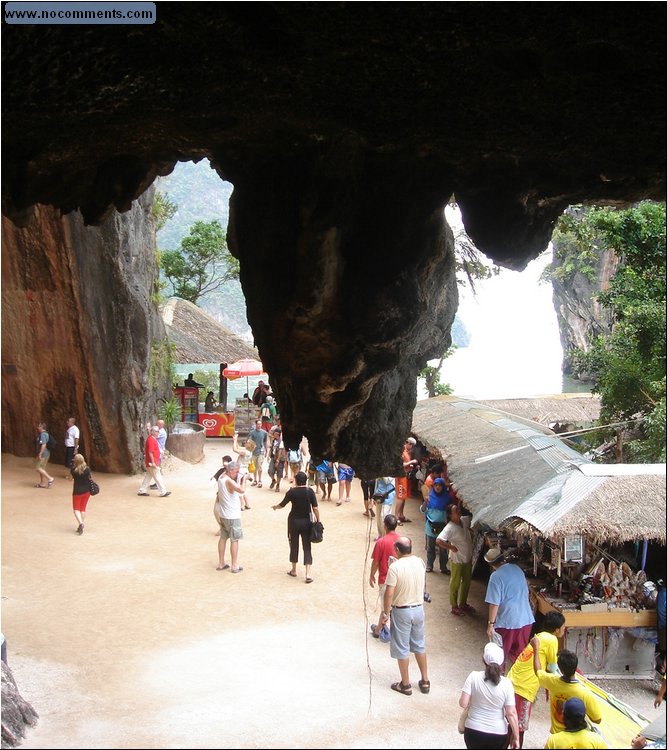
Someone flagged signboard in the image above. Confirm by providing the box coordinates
[198,412,234,437]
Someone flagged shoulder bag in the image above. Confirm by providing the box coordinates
[309,506,324,543]
[89,474,100,495]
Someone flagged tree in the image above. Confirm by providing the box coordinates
[160,220,240,305]
[559,202,666,462]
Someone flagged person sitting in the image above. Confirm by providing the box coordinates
[204,391,216,412]
[184,373,204,388]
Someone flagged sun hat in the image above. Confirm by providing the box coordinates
[483,642,505,666]
[406,437,417,445]
[484,548,505,565]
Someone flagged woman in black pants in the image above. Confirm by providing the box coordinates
[273,471,320,583]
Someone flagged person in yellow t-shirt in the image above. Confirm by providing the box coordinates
[534,647,602,734]
[508,611,566,747]
[545,697,608,748]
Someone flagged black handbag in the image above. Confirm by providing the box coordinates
[89,477,100,495]
[309,508,324,543]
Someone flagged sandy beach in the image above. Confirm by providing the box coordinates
[1,441,660,749]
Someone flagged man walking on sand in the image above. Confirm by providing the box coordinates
[137,425,170,497]
[215,461,245,574]
[369,514,401,639]
[64,417,80,478]
[378,536,430,696]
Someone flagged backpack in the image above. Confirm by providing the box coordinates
[260,404,271,420]
[288,449,300,464]
[46,433,56,451]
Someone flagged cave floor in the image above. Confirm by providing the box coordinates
[1,444,659,749]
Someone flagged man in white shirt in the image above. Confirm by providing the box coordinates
[216,461,245,574]
[436,504,474,616]
[64,417,80,478]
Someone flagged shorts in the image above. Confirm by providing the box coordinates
[36,456,50,470]
[218,517,243,541]
[338,466,354,482]
[317,470,334,484]
[389,605,425,660]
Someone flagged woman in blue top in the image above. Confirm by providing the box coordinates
[420,477,452,573]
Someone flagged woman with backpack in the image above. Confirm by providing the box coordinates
[420,477,452,574]
[35,422,55,489]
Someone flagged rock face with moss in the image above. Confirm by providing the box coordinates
[0,190,170,472]
[1,6,664,474]
[551,247,618,380]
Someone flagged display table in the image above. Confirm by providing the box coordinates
[536,593,657,628]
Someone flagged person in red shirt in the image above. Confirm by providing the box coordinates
[369,514,401,638]
[137,425,170,497]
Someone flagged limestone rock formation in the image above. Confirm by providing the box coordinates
[1,191,170,473]
[551,248,618,380]
[1,5,664,474]
[1,661,38,748]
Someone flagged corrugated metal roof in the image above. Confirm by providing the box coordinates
[502,472,606,535]
[411,396,666,542]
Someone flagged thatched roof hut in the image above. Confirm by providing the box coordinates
[161,298,257,364]
[411,396,666,545]
[477,393,601,428]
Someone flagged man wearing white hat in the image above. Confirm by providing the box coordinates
[484,548,535,669]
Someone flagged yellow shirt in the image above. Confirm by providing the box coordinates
[545,728,608,748]
[508,631,559,702]
[537,672,602,734]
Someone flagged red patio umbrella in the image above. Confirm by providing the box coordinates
[222,358,267,418]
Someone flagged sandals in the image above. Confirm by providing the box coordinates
[418,680,430,694]
[461,604,476,614]
[257,482,262,488]
[305,577,313,584]
[34,484,47,488]
[216,564,230,571]
[391,681,412,696]
[287,570,297,577]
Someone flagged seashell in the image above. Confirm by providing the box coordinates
[635,570,647,586]
[608,561,618,577]
[621,562,632,579]
[601,573,611,586]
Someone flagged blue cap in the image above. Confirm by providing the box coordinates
[433,478,446,486]
[564,697,586,721]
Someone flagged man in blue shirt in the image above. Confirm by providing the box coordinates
[485,548,535,668]
[247,419,268,488]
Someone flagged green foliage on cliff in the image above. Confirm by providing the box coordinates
[543,206,603,284]
[562,202,666,462]
[152,191,177,232]
[155,162,249,335]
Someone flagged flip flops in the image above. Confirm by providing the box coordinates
[216,564,230,571]
[287,570,297,577]
[391,681,412,696]
[305,577,313,584]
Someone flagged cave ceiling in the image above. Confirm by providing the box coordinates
[1,3,665,474]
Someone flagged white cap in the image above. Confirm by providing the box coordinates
[483,642,505,666]
[406,437,417,445]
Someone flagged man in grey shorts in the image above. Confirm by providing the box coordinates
[216,461,245,573]
[378,536,430,696]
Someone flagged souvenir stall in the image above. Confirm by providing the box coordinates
[498,471,665,678]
